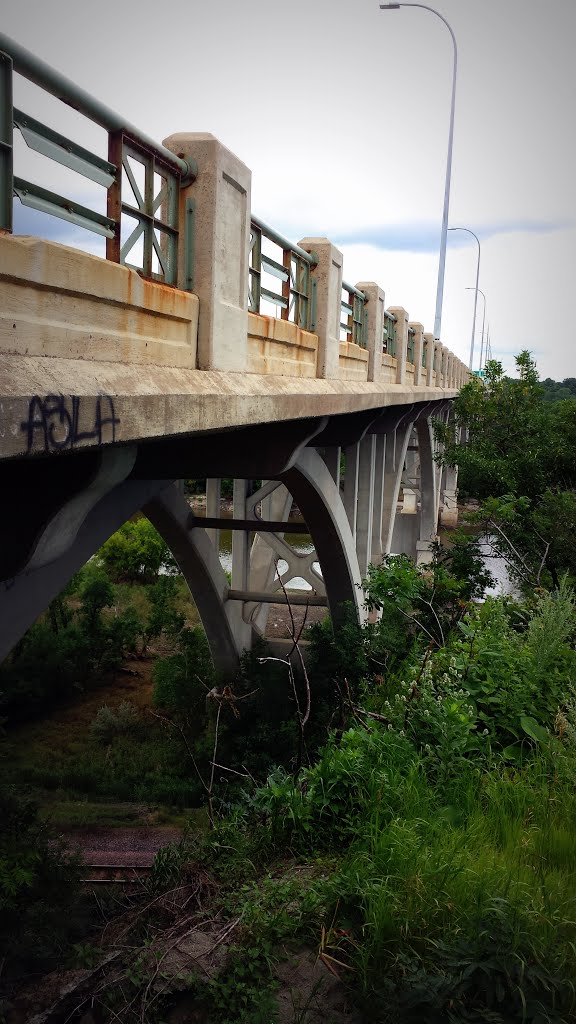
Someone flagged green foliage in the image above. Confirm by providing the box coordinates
[436,351,576,588]
[152,625,214,712]
[364,540,494,669]
[370,586,576,759]
[0,787,87,993]
[540,375,576,402]
[97,516,178,583]
[143,575,186,650]
[215,640,300,782]
[0,569,144,722]
[90,701,142,744]
[207,946,278,1024]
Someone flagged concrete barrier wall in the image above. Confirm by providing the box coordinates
[338,341,369,381]
[0,234,198,369]
[381,353,398,383]
[247,314,317,376]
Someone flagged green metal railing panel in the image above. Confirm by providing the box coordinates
[0,32,194,289]
[421,344,427,368]
[383,311,397,356]
[13,177,115,236]
[111,138,180,285]
[0,51,13,232]
[13,109,116,187]
[249,215,317,331]
[340,281,367,348]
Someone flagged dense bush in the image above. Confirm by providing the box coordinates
[0,787,88,998]
[0,569,143,722]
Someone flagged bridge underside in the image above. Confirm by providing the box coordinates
[0,400,457,672]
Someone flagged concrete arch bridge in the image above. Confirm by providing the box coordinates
[0,34,467,672]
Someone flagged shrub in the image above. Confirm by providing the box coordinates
[0,787,87,995]
[90,701,142,744]
[97,516,178,583]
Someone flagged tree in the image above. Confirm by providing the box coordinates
[436,352,576,589]
[97,517,178,583]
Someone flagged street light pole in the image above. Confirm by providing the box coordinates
[379,3,457,340]
[466,286,486,370]
[448,226,480,369]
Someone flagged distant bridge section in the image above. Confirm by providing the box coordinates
[0,34,468,671]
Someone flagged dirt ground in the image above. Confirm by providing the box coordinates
[60,826,182,867]
[264,602,327,639]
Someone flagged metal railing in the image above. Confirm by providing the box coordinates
[249,215,317,331]
[0,33,195,287]
[340,282,367,348]
[383,310,397,356]
[421,341,427,368]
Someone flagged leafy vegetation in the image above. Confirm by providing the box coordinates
[436,351,576,589]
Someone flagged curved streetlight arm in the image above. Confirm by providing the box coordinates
[380,4,457,340]
[448,226,480,369]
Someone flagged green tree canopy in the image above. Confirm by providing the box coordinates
[436,352,576,589]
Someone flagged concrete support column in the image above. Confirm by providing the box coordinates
[343,443,360,539]
[410,322,424,386]
[283,448,366,628]
[163,132,251,371]
[415,417,438,565]
[370,434,386,565]
[388,306,409,384]
[232,479,250,592]
[206,478,221,550]
[298,237,343,379]
[322,446,341,488]
[424,333,436,387]
[356,434,376,577]
[381,422,413,554]
[439,463,459,528]
[356,281,385,383]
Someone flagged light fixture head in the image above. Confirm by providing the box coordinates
[379,4,401,8]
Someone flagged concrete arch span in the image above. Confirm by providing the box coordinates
[0,477,172,665]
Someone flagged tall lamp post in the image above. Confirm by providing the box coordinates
[466,285,486,370]
[448,226,480,369]
[379,3,457,341]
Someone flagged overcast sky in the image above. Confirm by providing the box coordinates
[4,0,576,378]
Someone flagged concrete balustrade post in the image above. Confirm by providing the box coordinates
[434,342,444,387]
[356,281,385,383]
[163,132,251,372]
[424,333,436,387]
[298,237,342,379]
[441,348,449,387]
[409,322,424,385]
[388,306,409,385]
